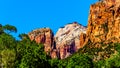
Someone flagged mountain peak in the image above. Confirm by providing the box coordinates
[55,22,86,45]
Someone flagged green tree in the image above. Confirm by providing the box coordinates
[49,58,59,68]
[0,33,16,49]
[3,24,17,33]
[57,60,67,68]
[16,37,51,68]
[0,24,17,68]
[0,24,3,34]
[0,32,17,68]
[1,49,16,68]
[18,33,28,39]
[93,60,106,68]
[56,53,93,68]
[66,54,93,68]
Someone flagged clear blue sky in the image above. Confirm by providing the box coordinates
[0,0,97,38]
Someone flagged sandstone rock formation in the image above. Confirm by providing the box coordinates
[55,22,86,59]
[78,0,120,61]
[85,0,120,45]
[79,33,86,48]
[28,0,120,59]
[28,22,86,59]
[28,28,54,54]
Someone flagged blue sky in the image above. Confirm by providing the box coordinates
[0,0,97,39]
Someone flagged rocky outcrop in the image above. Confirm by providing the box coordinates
[28,28,54,54]
[79,33,86,48]
[85,0,120,46]
[28,22,86,59]
[55,22,86,59]
[28,0,120,59]
[73,0,120,61]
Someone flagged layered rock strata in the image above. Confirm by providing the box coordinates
[28,0,120,59]
[28,28,54,54]
[85,0,120,45]
[28,23,86,59]
[55,22,86,59]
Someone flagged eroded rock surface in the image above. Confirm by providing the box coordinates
[27,0,120,59]
[86,0,120,45]
[55,22,86,59]
[28,23,86,59]
[28,28,54,54]
[82,0,120,61]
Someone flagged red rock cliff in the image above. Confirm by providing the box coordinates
[28,28,54,54]
[28,22,86,59]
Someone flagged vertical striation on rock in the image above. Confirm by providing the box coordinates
[28,22,86,59]
[27,0,120,60]
[85,0,120,46]
[28,28,54,54]
[54,22,86,59]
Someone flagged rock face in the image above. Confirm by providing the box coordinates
[55,22,86,59]
[85,0,120,45]
[28,0,120,59]
[79,33,86,48]
[78,0,120,61]
[28,22,86,59]
[28,28,54,54]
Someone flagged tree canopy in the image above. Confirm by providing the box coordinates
[1,24,120,68]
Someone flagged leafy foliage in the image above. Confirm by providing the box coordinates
[3,24,17,33]
[0,33,16,50]
[1,24,120,68]
[1,49,16,68]
[16,37,51,68]
[65,54,93,68]
[18,33,28,39]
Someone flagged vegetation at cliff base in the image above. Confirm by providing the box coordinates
[1,24,120,68]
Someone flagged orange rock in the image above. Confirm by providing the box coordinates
[79,33,86,48]
[85,0,120,46]
[51,49,57,59]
